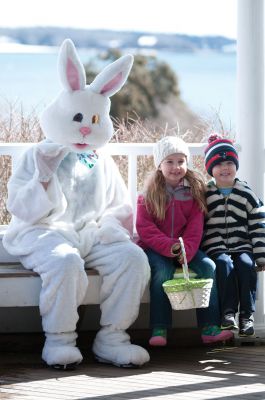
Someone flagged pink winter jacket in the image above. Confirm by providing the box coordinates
[136,183,204,263]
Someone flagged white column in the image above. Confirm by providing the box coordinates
[236,0,265,335]
[237,0,264,195]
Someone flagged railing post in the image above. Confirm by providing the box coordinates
[236,0,265,335]
[127,153,138,225]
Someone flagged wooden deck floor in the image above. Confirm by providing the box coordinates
[1,331,265,400]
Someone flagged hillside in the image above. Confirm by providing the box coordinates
[0,26,236,52]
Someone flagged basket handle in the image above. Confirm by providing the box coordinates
[179,237,190,281]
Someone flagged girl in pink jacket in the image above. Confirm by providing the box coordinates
[136,136,233,346]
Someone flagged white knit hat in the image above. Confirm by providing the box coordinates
[153,136,190,168]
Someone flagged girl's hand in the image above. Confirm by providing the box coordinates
[172,243,184,264]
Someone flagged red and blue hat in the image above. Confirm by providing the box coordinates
[204,134,239,176]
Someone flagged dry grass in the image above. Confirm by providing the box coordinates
[111,114,212,191]
[112,114,187,191]
[0,101,231,225]
[0,100,44,224]
[0,100,44,143]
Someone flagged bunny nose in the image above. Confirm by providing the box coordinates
[79,126,91,136]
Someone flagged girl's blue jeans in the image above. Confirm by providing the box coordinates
[211,252,257,317]
[145,248,220,329]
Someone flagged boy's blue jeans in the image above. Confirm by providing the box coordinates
[145,248,220,329]
[211,252,257,317]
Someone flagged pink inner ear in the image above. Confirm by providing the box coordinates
[66,58,80,90]
[100,72,123,94]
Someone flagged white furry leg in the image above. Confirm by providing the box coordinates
[92,326,150,367]
[42,332,83,368]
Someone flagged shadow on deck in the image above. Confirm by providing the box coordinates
[1,329,265,399]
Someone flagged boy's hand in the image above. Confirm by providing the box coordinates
[255,264,265,272]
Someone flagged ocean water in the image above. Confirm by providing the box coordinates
[0,48,236,130]
[159,51,236,130]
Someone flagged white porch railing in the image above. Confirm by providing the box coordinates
[0,142,207,216]
[1,141,264,335]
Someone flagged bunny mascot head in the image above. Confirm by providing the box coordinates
[3,39,150,370]
[40,39,133,152]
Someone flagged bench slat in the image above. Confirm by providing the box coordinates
[0,263,150,306]
[0,263,99,278]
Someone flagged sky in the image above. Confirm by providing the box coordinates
[0,0,237,39]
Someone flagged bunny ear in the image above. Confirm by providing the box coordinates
[58,39,86,91]
[90,54,134,97]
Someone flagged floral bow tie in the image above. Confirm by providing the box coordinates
[77,150,98,169]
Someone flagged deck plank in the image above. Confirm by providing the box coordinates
[1,333,265,399]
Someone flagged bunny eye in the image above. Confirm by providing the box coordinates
[73,113,83,123]
[92,114,100,124]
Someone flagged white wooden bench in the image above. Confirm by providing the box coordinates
[0,142,205,331]
[0,226,150,307]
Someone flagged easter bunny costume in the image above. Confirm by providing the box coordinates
[3,39,150,369]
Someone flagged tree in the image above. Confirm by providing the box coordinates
[85,49,180,121]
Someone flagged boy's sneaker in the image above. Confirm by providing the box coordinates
[221,313,238,330]
[201,325,234,344]
[149,328,167,347]
[239,315,255,337]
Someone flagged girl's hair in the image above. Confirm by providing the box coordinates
[144,168,207,220]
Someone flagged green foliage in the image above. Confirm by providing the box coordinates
[84,49,180,121]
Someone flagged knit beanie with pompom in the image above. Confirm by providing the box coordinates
[204,133,239,176]
[153,136,190,168]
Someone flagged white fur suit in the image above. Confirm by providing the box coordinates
[3,39,150,369]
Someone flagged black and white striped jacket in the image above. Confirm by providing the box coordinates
[202,178,265,265]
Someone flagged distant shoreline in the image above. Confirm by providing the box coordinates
[0,26,236,53]
[0,43,236,55]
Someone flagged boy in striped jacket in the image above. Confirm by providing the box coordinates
[202,134,265,337]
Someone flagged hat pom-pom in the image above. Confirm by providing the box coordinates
[208,133,221,144]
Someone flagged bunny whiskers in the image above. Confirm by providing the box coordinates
[78,150,98,169]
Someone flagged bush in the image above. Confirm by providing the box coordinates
[85,49,180,121]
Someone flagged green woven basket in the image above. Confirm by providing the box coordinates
[163,238,213,310]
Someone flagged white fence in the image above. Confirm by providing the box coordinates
[0,142,207,216]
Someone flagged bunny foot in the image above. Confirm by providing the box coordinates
[92,327,150,368]
[42,332,83,369]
